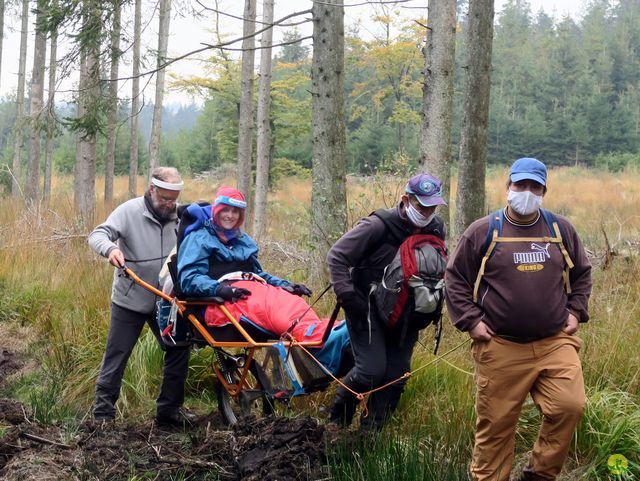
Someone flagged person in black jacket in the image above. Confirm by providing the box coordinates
[326,173,447,431]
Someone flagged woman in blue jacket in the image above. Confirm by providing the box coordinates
[177,186,311,302]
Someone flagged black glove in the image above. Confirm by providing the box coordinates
[283,283,313,297]
[216,285,251,303]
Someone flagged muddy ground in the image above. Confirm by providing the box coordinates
[0,348,334,481]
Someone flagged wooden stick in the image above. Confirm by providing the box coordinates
[21,432,71,449]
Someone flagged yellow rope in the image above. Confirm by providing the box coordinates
[285,334,472,408]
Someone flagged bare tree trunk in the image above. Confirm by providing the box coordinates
[104,0,121,206]
[11,0,29,198]
[148,0,171,174]
[455,0,495,238]
[309,0,346,286]
[128,0,141,198]
[237,0,256,207]
[252,0,274,240]
[74,0,100,226]
[421,0,456,227]
[43,6,58,204]
[25,0,48,204]
[0,0,5,92]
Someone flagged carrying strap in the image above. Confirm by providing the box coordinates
[472,209,574,303]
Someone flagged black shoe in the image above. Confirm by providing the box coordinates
[93,414,115,422]
[89,416,115,431]
[155,407,197,427]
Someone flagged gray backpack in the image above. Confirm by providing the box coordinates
[370,234,447,331]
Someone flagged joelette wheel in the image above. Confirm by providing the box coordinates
[215,351,274,425]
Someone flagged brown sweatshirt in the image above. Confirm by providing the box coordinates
[445,210,592,340]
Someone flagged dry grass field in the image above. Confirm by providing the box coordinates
[0,166,638,480]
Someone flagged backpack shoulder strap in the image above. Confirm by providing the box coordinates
[356,210,389,259]
[370,208,405,246]
[473,211,503,303]
[540,208,575,293]
[473,209,575,303]
[481,209,504,256]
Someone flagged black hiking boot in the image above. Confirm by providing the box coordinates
[155,407,197,428]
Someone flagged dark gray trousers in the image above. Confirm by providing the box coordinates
[93,303,190,420]
[329,311,419,430]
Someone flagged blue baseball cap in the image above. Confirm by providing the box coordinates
[405,173,447,206]
[509,157,547,186]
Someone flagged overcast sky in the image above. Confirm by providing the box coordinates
[0,0,586,106]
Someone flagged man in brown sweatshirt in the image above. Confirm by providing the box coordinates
[445,158,592,481]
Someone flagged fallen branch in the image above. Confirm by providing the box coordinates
[261,240,309,263]
[20,432,72,449]
[151,444,234,477]
[600,223,616,270]
[0,233,88,250]
[21,404,32,425]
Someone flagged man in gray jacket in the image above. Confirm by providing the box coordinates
[88,167,193,426]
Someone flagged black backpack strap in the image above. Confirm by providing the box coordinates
[369,209,406,246]
[166,253,181,297]
[350,210,396,271]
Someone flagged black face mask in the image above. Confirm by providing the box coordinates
[144,190,176,223]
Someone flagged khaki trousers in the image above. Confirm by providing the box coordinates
[470,332,585,481]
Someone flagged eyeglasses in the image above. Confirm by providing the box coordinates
[152,188,179,204]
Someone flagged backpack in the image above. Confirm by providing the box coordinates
[156,298,193,347]
[370,234,448,331]
[472,208,575,303]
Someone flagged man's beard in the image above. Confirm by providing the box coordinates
[144,190,175,222]
[153,202,174,219]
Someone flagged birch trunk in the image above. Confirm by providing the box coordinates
[421,0,456,227]
[148,0,171,174]
[455,0,495,237]
[252,0,274,240]
[25,0,47,204]
[236,0,256,207]
[128,0,141,198]
[0,0,5,92]
[11,0,29,198]
[309,0,347,285]
[104,0,121,206]
[74,0,100,225]
[43,10,58,204]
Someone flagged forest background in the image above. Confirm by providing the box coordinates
[1,0,639,188]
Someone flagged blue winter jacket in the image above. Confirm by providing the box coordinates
[177,207,289,297]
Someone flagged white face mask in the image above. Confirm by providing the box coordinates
[406,203,435,227]
[507,189,543,216]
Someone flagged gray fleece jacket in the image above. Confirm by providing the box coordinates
[88,196,179,313]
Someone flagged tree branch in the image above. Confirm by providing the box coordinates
[107,37,312,83]
[195,0,308,27]
[102,9,312,83]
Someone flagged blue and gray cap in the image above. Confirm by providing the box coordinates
[405,173,447,206]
